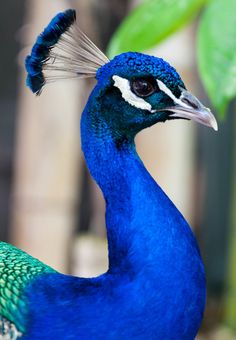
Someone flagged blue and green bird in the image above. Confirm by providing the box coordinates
[0,9,217,339]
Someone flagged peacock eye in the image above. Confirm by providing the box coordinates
[130,77,157,98]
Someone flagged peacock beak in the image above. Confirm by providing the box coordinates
[163,88,218,131]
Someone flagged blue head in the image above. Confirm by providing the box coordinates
[91,52,185,139]
[89,51,218,141]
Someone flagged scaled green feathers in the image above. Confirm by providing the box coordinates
[0,242,56,333]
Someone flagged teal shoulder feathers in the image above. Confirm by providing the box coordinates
[0,242,56,336]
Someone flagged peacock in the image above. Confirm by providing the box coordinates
[0,9,218,339]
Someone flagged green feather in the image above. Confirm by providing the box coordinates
[0,242,56,334]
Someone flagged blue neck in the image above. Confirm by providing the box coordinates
[23,87,206,340]
[81,89,197,275]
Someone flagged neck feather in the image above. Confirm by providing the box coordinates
[81,93,195,274]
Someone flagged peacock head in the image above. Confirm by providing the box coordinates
[93,52,217,135]
[25,9,217,137]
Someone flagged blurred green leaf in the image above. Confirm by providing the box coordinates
[198,0,236,118]
[107,0,206,58]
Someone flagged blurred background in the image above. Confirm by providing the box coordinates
[0,0,235,338]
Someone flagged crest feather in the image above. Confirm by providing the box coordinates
[25,9,109,95]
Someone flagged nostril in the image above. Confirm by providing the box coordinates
[181,97,198,109]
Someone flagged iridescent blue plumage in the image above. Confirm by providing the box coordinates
[20,51,207,339]
[0,8,218,339]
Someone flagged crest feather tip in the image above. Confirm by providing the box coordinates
[25,9,109,94]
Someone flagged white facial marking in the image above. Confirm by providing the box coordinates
[156,79,189,108]
[112,75,152,111]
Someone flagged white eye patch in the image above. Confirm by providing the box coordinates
[112,75,152,111]
[156,79,189,109]
[112,75,188,112]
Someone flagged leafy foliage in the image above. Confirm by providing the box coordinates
[198,0,236,117]
[107,0,206,58]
